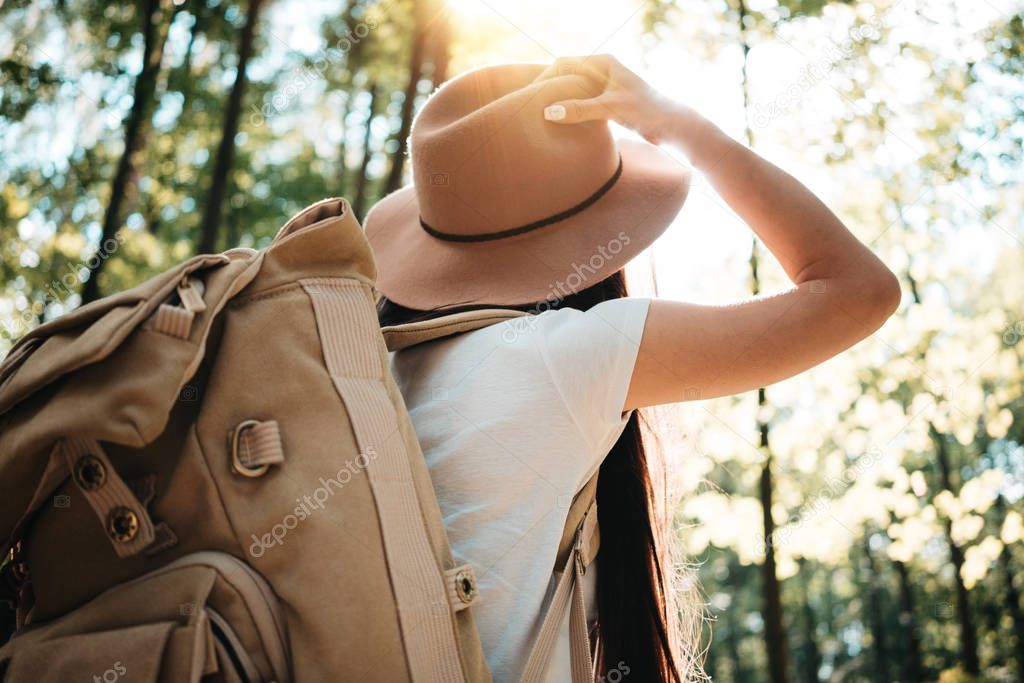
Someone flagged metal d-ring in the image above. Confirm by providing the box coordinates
[230,419,269,478]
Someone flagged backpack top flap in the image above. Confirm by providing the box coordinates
[0,251,262,548]
[0,253,230,416]
[0,197,368,456]
[244,196,375,295]
[0,253,261,447]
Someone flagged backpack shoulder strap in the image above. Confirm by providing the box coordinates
[519,472,600,683]
[556,472,600,571]
[382,308,529,351]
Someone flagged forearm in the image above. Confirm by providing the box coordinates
[662,104,896,291]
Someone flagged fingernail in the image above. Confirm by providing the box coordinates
[544,104,566,121]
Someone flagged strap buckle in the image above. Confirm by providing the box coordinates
[230,420,269,478]
[573,525,587,576]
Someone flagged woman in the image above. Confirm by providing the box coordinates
[365,57,900,683]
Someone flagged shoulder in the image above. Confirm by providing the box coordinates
[520,298,651,444]
[525,297,652,348]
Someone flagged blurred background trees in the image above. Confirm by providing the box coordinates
[1,0,1022,680]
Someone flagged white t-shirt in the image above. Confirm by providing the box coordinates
[389,297,651,682]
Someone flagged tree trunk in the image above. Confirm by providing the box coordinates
[141,3,197,241]
[225,203,240,252]
[81,0,172,303]
[1006,550,1024,683]
[383,8,426,195]
[929,422,981,675]
[995,495,1024,682]
[176,4,204,120]
[335,0,367,198]
[862,534,891,682]
[797,559,821,683]
[757,386,790,683]
[197,0,264,254]
[352,84,379,220]
[893,556,924,682]
[901,253,975,677]
[726,566,747,682]
[760,445,790,683]
[339,0,367,67]
[337,93,353,197]
[823,571,847,672]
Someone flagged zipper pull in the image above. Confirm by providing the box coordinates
[177,276,207,314]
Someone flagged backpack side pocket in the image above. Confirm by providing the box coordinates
[0,551,288,683]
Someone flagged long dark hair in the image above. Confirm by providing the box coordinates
[378,271,683,682]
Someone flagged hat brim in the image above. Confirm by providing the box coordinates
[363,138,692,310]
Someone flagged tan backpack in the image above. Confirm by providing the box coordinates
[0,199,599,683]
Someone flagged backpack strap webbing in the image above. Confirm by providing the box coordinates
[381,308,529,352]
[556,473,600,570]
[517,472,600,683]
[518,497,598,683]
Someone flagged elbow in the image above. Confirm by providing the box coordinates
[864,268,902,323]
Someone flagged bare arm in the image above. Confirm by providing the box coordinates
[540,55,901,406]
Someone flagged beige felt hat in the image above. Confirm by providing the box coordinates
[363,62,692,309]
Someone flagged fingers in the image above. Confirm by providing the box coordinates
[543,96,614,124]
[531,62,560,84]
[534,55,623,125]
[531,55,613,88]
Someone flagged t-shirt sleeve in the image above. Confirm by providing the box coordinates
[533,297,651,450]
